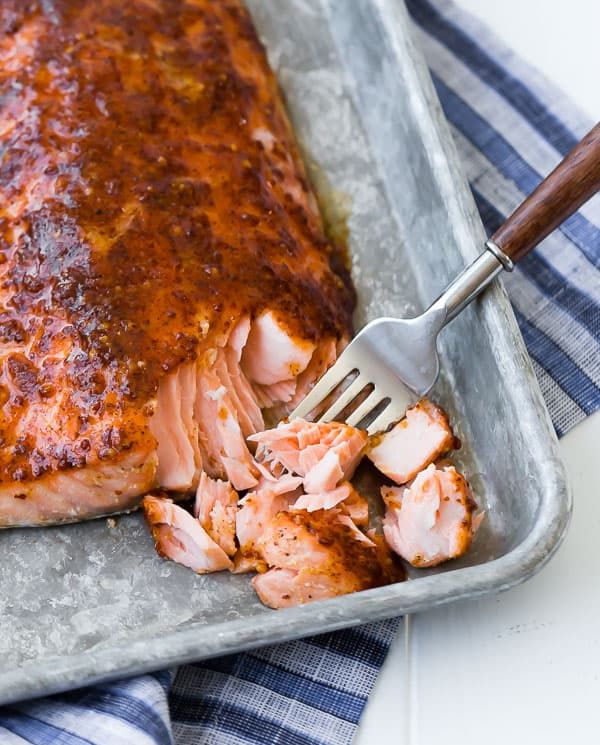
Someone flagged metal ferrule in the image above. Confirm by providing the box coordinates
[485,239,515,271]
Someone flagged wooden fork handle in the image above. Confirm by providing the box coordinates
[490,122,600,263]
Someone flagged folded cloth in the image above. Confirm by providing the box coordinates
[1,0,598,743]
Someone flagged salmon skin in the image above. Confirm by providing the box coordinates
[0,0,354,526]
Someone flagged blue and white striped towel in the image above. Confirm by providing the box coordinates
[1,0,598,743]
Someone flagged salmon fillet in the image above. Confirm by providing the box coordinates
[0,0,354,525]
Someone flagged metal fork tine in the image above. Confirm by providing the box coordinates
[345,389,381,427]
[365,386,415,434]
[366,406,393,436]
[291,315,432,429]
[290,358,356,420]
[318,376,368,423]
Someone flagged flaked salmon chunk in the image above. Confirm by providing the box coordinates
[291,482,353,512]
[194,473,238,557]
[214,319,264,439]
[368,399,455,485]
[149,363,202,492]
[382,463,479,567]
[241,311,317,410]
[290,480,368,526]
[143,495,232,574]
[249,419,367,493]
[195,363,259,492]
[233,473,302,573]
[340,483,370,527]
[252,510,402,609]
[241,311,316,387]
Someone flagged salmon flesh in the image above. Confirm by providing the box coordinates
[0,0,354,525]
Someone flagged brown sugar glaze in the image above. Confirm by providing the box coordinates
[0,0,354,483]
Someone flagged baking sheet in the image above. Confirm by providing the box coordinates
[0,0,570,703]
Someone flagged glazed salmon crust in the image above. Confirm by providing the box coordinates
[0,0,354,524]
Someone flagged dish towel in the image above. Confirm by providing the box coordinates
[1,0,598,743]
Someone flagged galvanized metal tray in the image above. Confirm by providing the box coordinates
[0,0,570,704]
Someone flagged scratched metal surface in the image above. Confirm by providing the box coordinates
[0,0,570,704]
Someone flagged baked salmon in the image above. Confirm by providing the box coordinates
[338,483,369,527]
[194,472,238,556]
[0,0,353,525]
[367,399,456,485]
[141,398,477,606]
[290,480,369,526]
[252,509,404,609]
[382,463,479,567]
[249,418,367,492]
[143,494,233,573]
[233,472,302,572]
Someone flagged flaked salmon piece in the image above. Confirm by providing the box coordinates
[297,444,329,474]
[303,449,344,493]
[249,419,367,493]
[340,483,370,527]
[254,454,288,481]
[241,312,323,411]
[139,320,263,498]
[194,364,259,491]
[233,474,302,573]
[241,311,316,387]
[150,318,263,495]
[256,510,372,573]
[291,480,369,521]
[253,379,298,409]
[252,510,396,608]
[382,463,477,567]
[220,318,264,437]
[228,317,252,359]
[149,363,202,492]
[291,482,352,512]
[254,473,304,497]
[213,349,261,441]
[143,495,232,574]
[194,472,238,557]
[368,400,455,485]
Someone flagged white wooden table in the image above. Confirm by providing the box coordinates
[356,1,600,742]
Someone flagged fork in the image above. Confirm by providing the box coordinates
[291,122,600,435]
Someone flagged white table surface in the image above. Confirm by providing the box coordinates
[356,2,600,742]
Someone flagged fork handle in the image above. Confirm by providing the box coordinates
[429,122,600,326]
[490,121,600,263]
